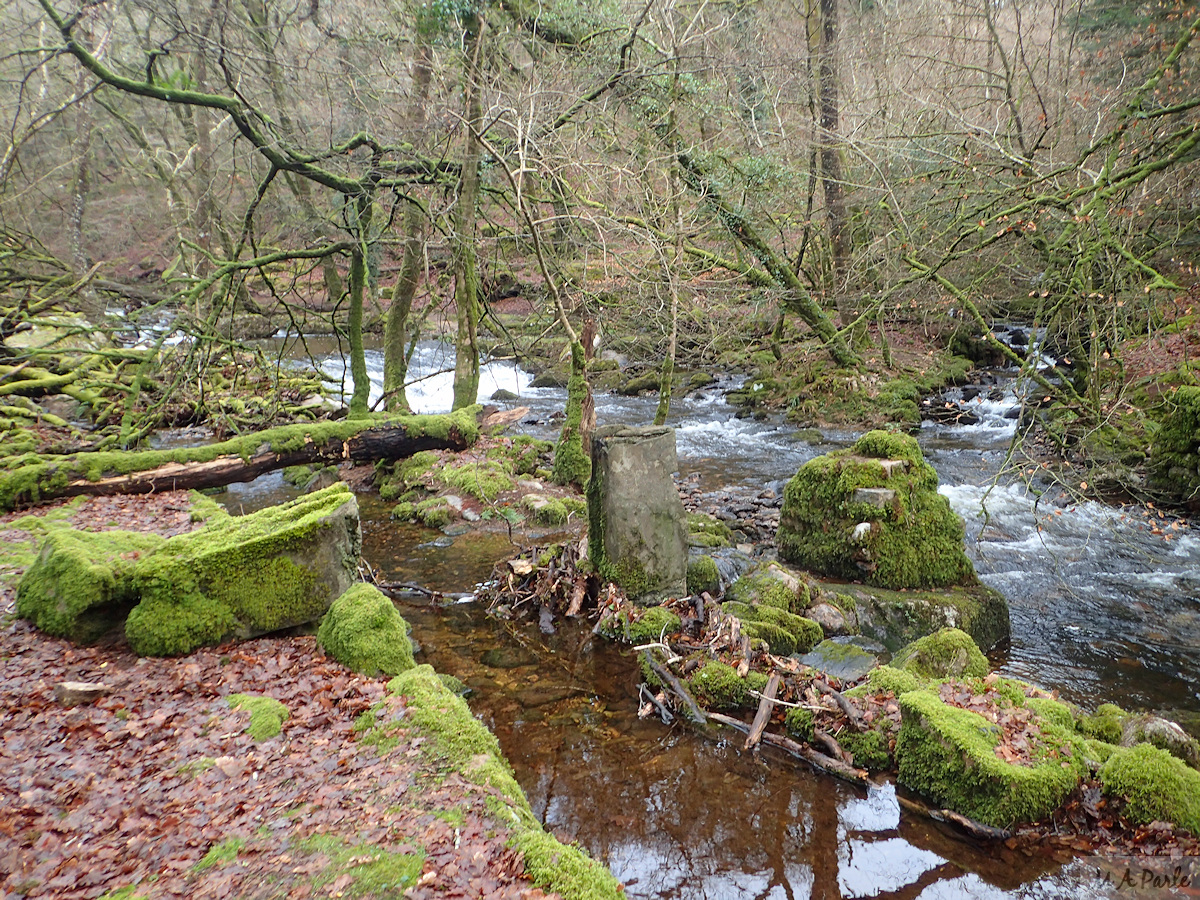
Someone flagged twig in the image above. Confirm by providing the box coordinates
[815,679,866,732]
[641,650,707,725]
[707,711,870,785]
[894,793,1012,841]
[744,672,780,751]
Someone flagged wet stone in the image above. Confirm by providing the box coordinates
[798,639,879,683]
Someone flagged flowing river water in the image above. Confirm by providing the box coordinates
[230,337,1200,898]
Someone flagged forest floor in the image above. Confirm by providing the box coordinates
[0,493,561,900]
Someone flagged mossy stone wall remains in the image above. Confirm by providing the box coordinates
[777,430,976,590]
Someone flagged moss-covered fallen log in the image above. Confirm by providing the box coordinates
[0,407,479,510]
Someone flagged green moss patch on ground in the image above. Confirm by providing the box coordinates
[227,693,290,741]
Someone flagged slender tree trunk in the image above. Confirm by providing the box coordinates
[347,195,372,419]
[384,41,433,413]
[451,14,484,411]
[817,0,854,335]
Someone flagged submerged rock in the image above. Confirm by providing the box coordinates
[799,639,878,682]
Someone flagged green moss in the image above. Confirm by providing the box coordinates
[384,665,622,898]
[778,431,976,590]
[295,834,425,896]
[896,689,1084,827]
[194,837,246,872]
[510,830,624,900]
[187,491,231,524]
[892,628,988,680]
[0,411,478,512]
[1079,704,1128,744]
[1149,385,1200,503]
[1100,743,1200,833]
[438,459,514,501]
[227,693,289,741]
[318,584,415,677]
[521,494,570,526]
[839,729,892,771]
[785,707,815,742]
[390,501,416,521]
[626,606,682,643]
[506,436,553,476]
[125,484,358,656]
[17,529,165,642]
[1025,697,1077,731]
[688,661,755,710]
[97,888,149,900]
[551,342,591,487]
[687,555,720,596]
[726,567,803,613]
[721,601,823,654]
[282,465,315,486]
[866,665,920,696]
[414,497,453,529]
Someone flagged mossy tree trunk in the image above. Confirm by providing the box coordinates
[347,194,372,420]
[451,13,484,412]
[383,40,434,415]
[0,412,479,510]
[552,340,591,487]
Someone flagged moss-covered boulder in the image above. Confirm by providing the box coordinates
[834,581,1010,652]
[726,562,809,613]
[16,529,165,642]
[721,600,823,656]
[896,688,1085,827]
[777,430,977,590]
[228,693,289,741]
[1149,385,1200,508]
[686,555,720,596]
[687,661,768,711]
[318,584,415,676]
[126,484,361,656]
[595,603,681,644]
[892,628,989,681]
[1099,743,1200,833]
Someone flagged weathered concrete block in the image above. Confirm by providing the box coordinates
[126,484,361,656]
[587,425,687,604]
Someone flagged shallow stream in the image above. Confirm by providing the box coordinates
[234,338,1200,898]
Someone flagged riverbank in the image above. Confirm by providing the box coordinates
[0,493,620,900]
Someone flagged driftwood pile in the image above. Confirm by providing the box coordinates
[479,542,1011,842]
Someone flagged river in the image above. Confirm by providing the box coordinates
[232,337,1200,898]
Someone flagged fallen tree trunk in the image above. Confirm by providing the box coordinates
[0,408,480,510]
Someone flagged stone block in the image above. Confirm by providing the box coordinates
[587,425,687,603]
[126,484,361,656]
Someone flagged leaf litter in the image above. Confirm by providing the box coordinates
[0,493,559,899]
